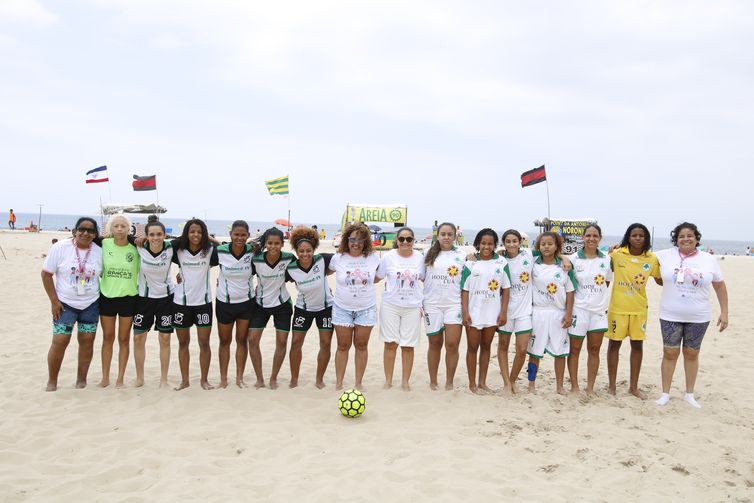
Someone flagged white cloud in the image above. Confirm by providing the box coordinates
[0,0,58,28]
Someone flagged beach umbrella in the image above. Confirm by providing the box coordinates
[368,224,382,232]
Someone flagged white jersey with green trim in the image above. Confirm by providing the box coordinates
[422,248,466,308]
[216,244,255,304]
[503,248,536,319]
[569,250,612,313]
[137,241,175,299]
[460,253,512,326]
[531,257,576,311]
[253,251,295,308]
[172,245,219,306]
[286,254,333,311]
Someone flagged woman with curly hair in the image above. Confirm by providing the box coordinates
[329,223,380,390]
[654,222,728,408]
[286,227,334,388]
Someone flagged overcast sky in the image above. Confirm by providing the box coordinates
[1,0,752,239]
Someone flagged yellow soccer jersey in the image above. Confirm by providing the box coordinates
[608,247,660,315]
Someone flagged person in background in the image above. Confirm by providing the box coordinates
[8,209,16,230]
[41,217,102,391]
[654,222,729,408]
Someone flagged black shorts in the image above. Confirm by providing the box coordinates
[292,306,333,333]
[133,296,173,334]
[99,294,138,317]
[172,302,213,329]
[216,299,256,325]
[250,302,293,332]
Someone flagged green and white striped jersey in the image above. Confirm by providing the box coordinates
[253,251,295,308]
[137,240,175,299]
[216,243,255,304]
[286,253,333,312]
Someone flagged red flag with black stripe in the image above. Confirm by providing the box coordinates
[521,165,546,187]
[132,174,157,191]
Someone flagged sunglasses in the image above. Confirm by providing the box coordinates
[348,237,366,244]
[76,227,97,235]
[397,236,414,243]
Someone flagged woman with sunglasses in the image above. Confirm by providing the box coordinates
[42,217,103,391]
[329,223,381,390]
[376,227,425,391]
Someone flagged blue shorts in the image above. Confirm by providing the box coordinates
[332,304,377,327]
[53,301,99,336]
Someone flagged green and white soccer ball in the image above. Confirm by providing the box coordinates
[338,388,366,418]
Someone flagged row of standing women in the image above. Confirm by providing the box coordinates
[42,218,728,407]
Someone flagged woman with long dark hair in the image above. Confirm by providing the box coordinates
[172,218,219,390]
[422,222,465,390]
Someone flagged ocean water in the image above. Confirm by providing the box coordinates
[8,213,754,255]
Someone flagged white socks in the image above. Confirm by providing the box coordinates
[655,393,670,406]
[656,392,702,408]
[683,393,702,408]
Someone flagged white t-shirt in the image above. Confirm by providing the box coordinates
[137,241,175,299]
[172,246,219,306]
[423,248,465,308]
[504,248,536,320]
[286,254,334,312]
[460,253,512,327]
[569,250,613,313]
[329,252,381,311]
[216,244,255,304]
[377,250,426,308]
[656,248,723,323]
[531,258,576,311]
[42,239,103,309]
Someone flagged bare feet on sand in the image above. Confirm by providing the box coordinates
[174,381,189,391]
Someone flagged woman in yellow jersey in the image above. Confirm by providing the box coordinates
[606,223,661,399]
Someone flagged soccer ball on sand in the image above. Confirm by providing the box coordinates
[338,389,366,418]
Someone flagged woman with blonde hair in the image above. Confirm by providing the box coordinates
[98,214,140,387]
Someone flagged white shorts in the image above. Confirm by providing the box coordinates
[423,304,462,336]
[380,302,422,347]
[528,309,569,358]
[569,307,608,338]
[497,315,533,335]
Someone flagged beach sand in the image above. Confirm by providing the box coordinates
[1,230,752,502]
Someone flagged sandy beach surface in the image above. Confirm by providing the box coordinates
[1,230,752,502]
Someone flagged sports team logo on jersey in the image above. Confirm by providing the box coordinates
[642,263,651,271]
[519,271,529,283]
[160,252,167,260]
[126,252,134,262]
[633,273,647,287]
[546,283,558,294]
[488,279,499,291]
[522,259,529,266]
[555,272,561,280]
[594,274,606,285]
[244,256,251,263]
[599,262,606,269]
[447,265,459,277]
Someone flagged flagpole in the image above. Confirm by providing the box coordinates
[287,175,291,232]
[545,178,551,220]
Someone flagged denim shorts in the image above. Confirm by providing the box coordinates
[53,301,100,335]
[332,303,377,327]
[659,319,710,350]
